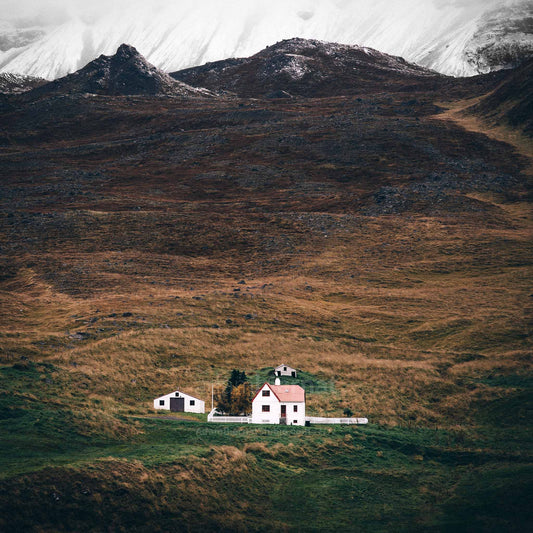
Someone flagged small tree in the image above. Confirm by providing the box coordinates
[215,369,253,415]
[214,384,231,413]
[229,382,253,414]
[343,407,353,417]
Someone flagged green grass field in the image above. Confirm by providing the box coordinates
[1,413,531,532]
[1,359,531,532]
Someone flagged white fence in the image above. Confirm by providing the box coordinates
[207,409,367,425]
[305,416,368,425]
[207,408,251,424]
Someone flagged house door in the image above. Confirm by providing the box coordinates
[291,371,296,377]
[280,404,287,424]
[170,397,185,412]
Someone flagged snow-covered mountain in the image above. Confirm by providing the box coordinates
[0,0,532,80]
[0,72,46,94]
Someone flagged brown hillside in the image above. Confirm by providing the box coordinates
[0,78,531,425]
[0,42,532,532]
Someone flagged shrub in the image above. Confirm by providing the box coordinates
[215,370,253,415]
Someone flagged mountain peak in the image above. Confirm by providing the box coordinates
[263,37,358,54]
[172,38,441,98]
[266,37,322,51]
[115,44,141,58]
[27,44,213,98]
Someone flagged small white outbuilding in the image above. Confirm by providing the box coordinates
[153,389,205,414]
[251,382,306,426]
[274,364,297,377]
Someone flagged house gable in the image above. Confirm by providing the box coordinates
[252,382,281,403]
[274,364,297,377]
[153,389,205,413]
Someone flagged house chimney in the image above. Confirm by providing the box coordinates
[275,377,281,386]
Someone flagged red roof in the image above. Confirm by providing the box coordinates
[253,382,305,403]
[270,384,305,402]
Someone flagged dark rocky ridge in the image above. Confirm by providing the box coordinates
[468,57,533,137]
[27,44,213,98]
[171,38,445,98]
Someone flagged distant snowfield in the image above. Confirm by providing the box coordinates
[0,0,531,79]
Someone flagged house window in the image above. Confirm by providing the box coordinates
[159,400,164,406]
[284,367,287,371]
[293,405,298,412]
[262,390,270,397]
[293,420,298,424]
[262,405,270,412]
[190,400,195,406]
[175,392,180,397]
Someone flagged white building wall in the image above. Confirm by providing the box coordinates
[153,390,205,413]
[275,365,297,377]
[251,386,281,424]
[284,402,306,426]
[251,385,305,426]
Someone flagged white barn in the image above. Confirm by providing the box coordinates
[153,389,205,414]
[251,382,306,426]
[274,364,297,377]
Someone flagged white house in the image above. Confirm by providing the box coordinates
[251,382,305,426]
[274,364,297,377]
[153,389,205,414]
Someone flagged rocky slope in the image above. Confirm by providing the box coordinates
[468,57,533,136]
[171,38,443,98]
[27,44,212,98]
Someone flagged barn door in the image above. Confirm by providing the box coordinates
[170,397,185,412]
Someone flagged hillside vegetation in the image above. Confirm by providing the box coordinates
[0,44,531,531]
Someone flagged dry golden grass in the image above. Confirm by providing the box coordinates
[2,219,530,426]
[1,81,532,533]
[1,128,531,426]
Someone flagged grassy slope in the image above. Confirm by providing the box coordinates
[1,403,531,532]
[0,88,531,531]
